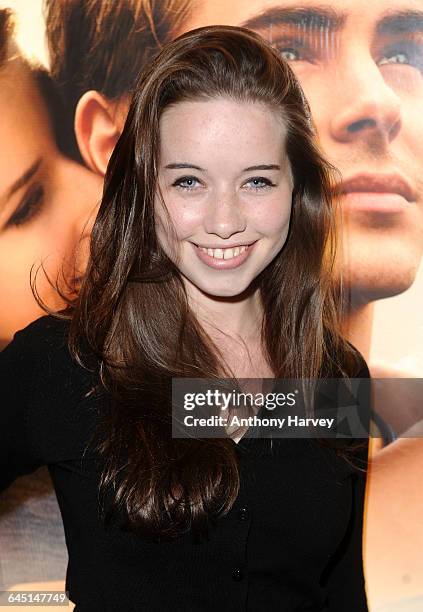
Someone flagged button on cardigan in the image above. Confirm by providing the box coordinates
[0,315,370,611]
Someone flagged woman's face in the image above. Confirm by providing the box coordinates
[0,58,102,349]
[155,97,293,301]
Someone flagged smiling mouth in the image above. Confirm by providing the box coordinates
[196,245,248,260]
[192,241,258,268]
[193,240,258,260]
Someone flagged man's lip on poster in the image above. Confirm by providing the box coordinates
[337,170,417,213]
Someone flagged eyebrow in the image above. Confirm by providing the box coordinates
[4,158,42,202]
[241,5,423,37]
[243,164,281,172]
[165,163,281,172]
[377,10,423,35]
[241,5,346,33]
[165,163,205,171]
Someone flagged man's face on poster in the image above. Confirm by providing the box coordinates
[182,0,423,305]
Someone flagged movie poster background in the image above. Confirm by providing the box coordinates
[0,1,422,611]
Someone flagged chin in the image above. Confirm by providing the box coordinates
[199,284,251,298]
[185,273,253,299]
[344,266,419,306]
[340,241,422,304]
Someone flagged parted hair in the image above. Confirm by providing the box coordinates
[36,25,367,540]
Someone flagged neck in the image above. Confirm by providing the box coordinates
[185,280,264,344]
[341,301,374,361]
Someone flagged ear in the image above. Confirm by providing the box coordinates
[74,90,122,176]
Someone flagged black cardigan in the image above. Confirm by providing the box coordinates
[0,315,370,611]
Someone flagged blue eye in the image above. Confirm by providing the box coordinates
[172,176,201,190]
[244,177,276,190]
[6,184,45,228]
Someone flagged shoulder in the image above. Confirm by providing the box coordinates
[9,314,71,351]
[0,315,66,376]
[0,314,87,398]
[1,315,101,464]
[1,314,74,375]
[318,341,371,468]
[322,331,370,379]
[344,340,370,379]
[335,338,370,378]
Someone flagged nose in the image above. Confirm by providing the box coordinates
[203,192,247,238]
[329,52,402,145]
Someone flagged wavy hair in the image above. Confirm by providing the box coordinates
[34,25,367,539]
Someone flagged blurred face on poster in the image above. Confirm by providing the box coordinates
[181,0,423,305]
[0,53,101,348]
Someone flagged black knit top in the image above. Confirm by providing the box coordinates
[0,315,370,611]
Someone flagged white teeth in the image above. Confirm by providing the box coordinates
[223,249,234,260]
[198,244,249,259]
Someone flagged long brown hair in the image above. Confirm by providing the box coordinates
[35,26,367,539]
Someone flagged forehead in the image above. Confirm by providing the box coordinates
[159,98,288,163]
[187,0,423,35]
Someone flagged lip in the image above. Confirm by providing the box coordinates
[338,172,416,213]
[191,240,258,269]
[193,240,258,249]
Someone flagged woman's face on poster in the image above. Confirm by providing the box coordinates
[0,58,100,348]
[182,0,423,303]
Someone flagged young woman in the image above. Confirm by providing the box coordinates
[0,26,370,611]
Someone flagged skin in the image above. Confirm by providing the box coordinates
[155,97,293,363]
[182,0,423,307]
[31,2,422,603]
[0,48,102,599]
[365,436,423,606]
[171,10,423,604]
[73,0,423,367]
[0,57,102,349]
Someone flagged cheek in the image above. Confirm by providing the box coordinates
[0,233,41,319]
[0,235,61,345]
[252,198,292,235]
[0,238,28,285]
[403,105,423,151]
[0,224,48,268]
[156,199,204,241]
[295,76,330,134]
[382,66,423,98]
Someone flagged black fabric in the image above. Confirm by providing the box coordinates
[0,315,370,611]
